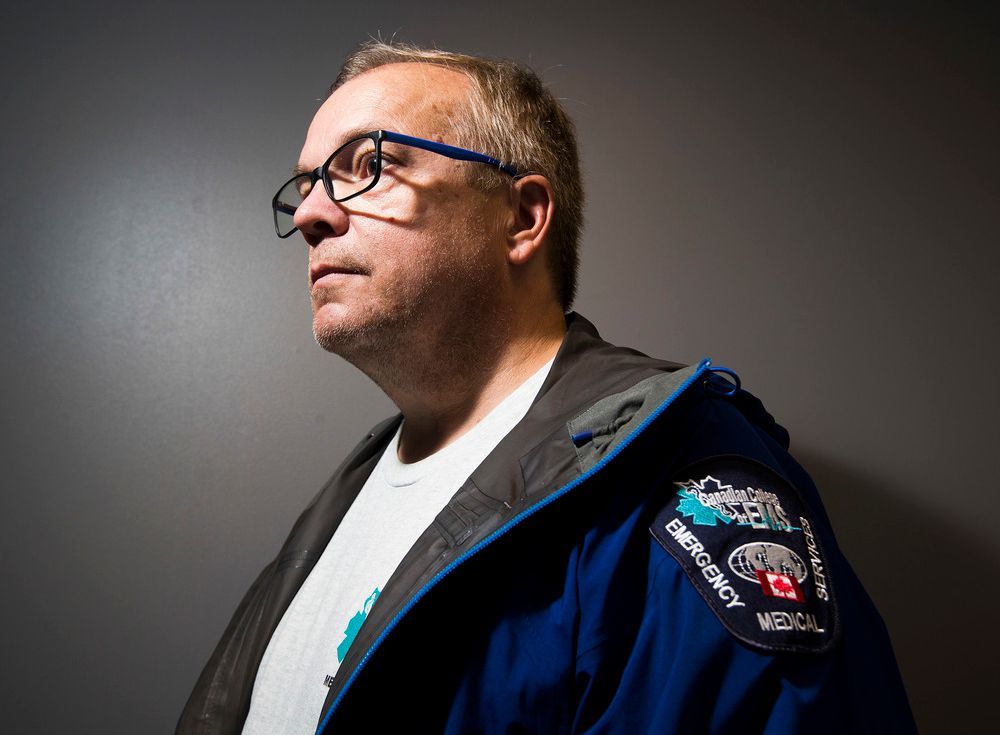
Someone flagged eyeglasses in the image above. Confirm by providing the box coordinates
[271,130,519,238]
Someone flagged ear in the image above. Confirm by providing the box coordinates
[506,174,554,266]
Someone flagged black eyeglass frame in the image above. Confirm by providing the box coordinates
[271,129,520,238]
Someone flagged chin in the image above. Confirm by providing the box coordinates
[313,315,356,354]
[312,301,357,346]
[312,308,394,360]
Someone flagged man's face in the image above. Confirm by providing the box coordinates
[293,63,510,365]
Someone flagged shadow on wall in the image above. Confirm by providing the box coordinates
[796,450,999,734]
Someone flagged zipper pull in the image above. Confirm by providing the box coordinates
[703,365,741,397]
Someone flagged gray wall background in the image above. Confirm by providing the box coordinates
[2,1,997,732]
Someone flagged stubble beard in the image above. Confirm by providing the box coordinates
[311,245,504,398]
[312,288,418,377]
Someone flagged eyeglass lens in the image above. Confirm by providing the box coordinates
[273,136,382,237]
[273,176,308,237]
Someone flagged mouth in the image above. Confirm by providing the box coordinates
[310,262,366,287]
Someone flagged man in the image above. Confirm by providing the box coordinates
[178,42,915,734]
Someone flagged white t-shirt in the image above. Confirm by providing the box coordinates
[242,359,554,735]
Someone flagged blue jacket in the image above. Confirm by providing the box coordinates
[178,314,916,734]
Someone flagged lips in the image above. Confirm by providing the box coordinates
[310,262,366,287]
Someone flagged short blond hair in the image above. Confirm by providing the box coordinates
[332,41,583,310]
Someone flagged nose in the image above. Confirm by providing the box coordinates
[293,182,349,246]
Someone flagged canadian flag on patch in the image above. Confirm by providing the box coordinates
[756,570,806,603]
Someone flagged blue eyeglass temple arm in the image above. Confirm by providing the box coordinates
[381,130,519,177]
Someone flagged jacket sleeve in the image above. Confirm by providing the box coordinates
[176,559,278,735]
[573,547,915,734]
[571,392,917,734]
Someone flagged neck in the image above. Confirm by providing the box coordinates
[361,305,566,464]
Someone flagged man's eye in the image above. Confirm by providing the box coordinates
[362,154,381,178]
[296,178,313,198]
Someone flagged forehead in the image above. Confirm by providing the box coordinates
[299,63,472,165]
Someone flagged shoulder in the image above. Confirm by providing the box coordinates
[559,351,841,654]
[610,365,842,653]
[571,364,914,729]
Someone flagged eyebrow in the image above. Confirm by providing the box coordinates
[291,127,382,176]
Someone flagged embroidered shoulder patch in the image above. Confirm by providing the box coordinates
[649,455,838,654]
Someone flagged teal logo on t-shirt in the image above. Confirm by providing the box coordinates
[337,587,380,662]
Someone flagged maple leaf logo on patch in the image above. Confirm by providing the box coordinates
[771,576,795,595]
[676,489,733,527]
[692,476,729,495]
[756,570,806,603]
